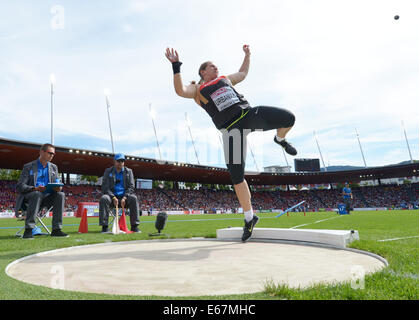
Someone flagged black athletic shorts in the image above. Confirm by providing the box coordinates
[221,106,295,185]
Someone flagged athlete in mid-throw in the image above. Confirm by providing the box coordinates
[165,45,297,242]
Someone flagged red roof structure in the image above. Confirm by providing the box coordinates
[0,138,417,185]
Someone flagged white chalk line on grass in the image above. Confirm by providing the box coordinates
[377,235,419,242]
[383,270,419,280]
[289,216,342,229]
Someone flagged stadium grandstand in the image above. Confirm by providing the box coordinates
[0,137,418,216]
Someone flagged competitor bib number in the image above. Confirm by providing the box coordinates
[210,86,240,112]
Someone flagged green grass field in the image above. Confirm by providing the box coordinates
[0,210,418,300]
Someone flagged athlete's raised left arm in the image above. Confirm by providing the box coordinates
[227,45,251,86]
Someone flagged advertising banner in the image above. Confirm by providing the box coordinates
[76,202,99,217]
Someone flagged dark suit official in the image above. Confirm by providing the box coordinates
[16,143,68,239]
[99,153,140,233]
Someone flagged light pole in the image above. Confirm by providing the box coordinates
[401,121,413,163]
[149,103,162,160]
[185,112,200,165]
[247,137,260,172]
[313,130,327,172]
[50,74,56,145]
[355,128,367,167]
[104,89,115,154]
[282,148,289,168]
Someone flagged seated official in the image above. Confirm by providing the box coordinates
[99,153,141,233]
[16,143,68,239]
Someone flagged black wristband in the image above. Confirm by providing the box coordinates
[172,61,182,74]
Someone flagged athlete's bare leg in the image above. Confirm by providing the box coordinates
[276,126,293,139]
[233,179,252,212]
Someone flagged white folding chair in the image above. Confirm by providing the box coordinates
[108,207,119,227]
[15,204,53,237]
[108,206,130,233]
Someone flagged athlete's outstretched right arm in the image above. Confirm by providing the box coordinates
[165,48,197,99]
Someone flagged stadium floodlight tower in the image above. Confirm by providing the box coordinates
[185,112,200,165]
[247,137,260,172]
[50,74,56,145]
[313,130,327,172]
[282,148,289,167]
[401,121,413,164]
[149,103,162,161]
[104,89,115,154]
[355,128,367,167]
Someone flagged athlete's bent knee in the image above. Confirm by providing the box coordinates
[286,111,296,127]
[232,176,245,185]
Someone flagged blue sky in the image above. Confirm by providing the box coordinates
[0,0,418,172]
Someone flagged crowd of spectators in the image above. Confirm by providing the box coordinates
[62,185,102,211]
[357,184,416,209]
[137,189,186,212]
[0,180,17,212]
[0,180,417,213]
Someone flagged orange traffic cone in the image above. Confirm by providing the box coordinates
[78,208,88,233]
[119,209,133,234]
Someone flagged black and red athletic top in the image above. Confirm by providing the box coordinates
[198,76,250,129]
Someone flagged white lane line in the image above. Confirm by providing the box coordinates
[289,216,341,229]
[383,270,419,280]
[377,235,419,242]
